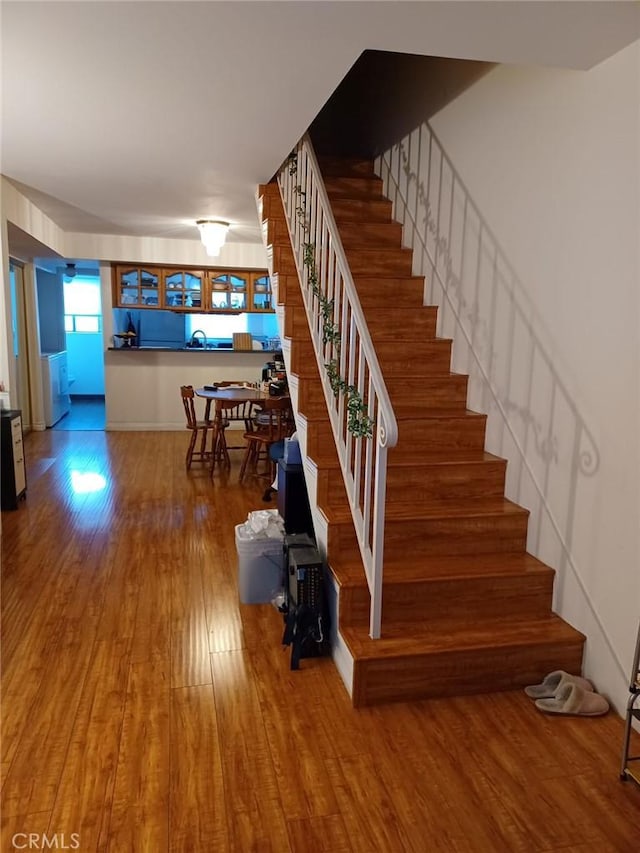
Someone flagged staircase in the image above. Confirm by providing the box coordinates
[258,155,585,708]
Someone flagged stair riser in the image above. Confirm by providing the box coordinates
[351,640,584,707]
[331,198,393,222]
[392,418,487,457]
[389,375,469,412]
[320,459,507,512]
[324,176,384,197]
[328,516,528,559]
[377,341,453,375]
[319,157,375,177]
[346,249,413,276]
[291,337,453,377]
[365,308,438,339]
[342,572,555,627]
[338,221,403,247]
[386,460,507,504]
[353,277,424,307]
[306,416,487,460]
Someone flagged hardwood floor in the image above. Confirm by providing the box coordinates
[1,429,638,851]
[52,396,106,431]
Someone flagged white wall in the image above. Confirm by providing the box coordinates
[377,41,640,714]
[104,349,270,430]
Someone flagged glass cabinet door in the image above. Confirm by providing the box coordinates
[163,269,203,309]
[117,266,159,307]
[229,274,247,310]
[210,273,230,309]
[209,272,247,311]
[251,274,272,311]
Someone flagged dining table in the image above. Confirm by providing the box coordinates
[195,385,288,474]
[195,384,269,416]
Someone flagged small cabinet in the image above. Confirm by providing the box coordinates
[1,410,27,510]
[163,269,204,310]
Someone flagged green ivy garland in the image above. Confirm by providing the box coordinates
[288,153,373,439]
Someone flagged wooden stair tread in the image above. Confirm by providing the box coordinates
[322,496,529,525]
[330,552,554,587]
[341,614,585,659]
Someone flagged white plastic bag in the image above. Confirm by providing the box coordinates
[240,508,285,540]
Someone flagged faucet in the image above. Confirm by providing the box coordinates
[189,329,207,348]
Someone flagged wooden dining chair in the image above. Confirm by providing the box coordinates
[215,381,259,441]
[208,381,261,477]
[239,396,294,483]
[180,385,212,469]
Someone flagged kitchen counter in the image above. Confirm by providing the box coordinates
[104,347,277,430]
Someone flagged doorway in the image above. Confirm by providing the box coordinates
[58,269,105,430]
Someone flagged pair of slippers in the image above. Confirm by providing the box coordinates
[524,670,609,716]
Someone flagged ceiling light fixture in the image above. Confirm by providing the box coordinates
[196,219,230,257]
[63,262,77,281]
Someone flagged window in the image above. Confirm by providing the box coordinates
[64,277,102,333]
[185,314,248,339]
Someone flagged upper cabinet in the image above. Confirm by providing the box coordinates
[112,264,272,313]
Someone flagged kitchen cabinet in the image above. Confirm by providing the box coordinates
[112,264,272,314]
[1,410,27,510]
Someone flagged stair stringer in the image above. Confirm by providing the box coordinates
[264,208,356,698]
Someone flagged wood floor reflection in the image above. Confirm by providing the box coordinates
[1,430,638,851]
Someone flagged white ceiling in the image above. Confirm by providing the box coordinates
[2,1,639,255]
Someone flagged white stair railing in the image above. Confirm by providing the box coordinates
[277,135,398,639]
